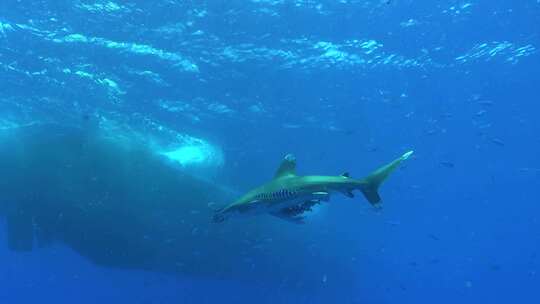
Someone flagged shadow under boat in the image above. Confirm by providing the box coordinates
[0,121,358,288]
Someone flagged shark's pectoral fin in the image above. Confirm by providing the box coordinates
[270,200,320,224]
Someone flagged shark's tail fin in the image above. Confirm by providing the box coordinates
[359,151,413,206]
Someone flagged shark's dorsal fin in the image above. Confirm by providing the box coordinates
[274,154,297,179]
[341,172,350,178]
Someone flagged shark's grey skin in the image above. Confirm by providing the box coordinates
[214,151,414,223]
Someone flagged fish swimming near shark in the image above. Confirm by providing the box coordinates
[213,151,414,223]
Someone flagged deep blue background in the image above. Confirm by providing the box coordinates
[1,0,539,303]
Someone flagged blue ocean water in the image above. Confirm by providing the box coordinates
[0,0,539,303]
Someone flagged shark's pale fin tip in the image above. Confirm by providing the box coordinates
[274,154,297,178]
[284,154,296,161]
[402,150,414,160]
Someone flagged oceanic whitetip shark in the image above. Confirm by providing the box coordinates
[213,151,413,223]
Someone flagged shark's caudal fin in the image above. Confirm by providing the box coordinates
[359,151,413,206]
